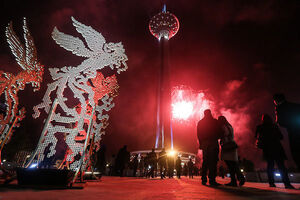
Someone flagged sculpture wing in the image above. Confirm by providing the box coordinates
[23,18,38,67]
[5,22,27,70]
[52,27,92,57]
[71,17,105,53]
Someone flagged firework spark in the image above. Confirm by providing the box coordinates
[171,86,212,122]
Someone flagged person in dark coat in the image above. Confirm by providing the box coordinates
[255,114,294,189]
[183,163,188,177]
[138,155,145,177]
[175,156,182,179]
[197,109,222,186]
[115,145,130,177]
[144,153,150,177]
[147,149,157,178]
[158,149,167,179]
[273,94,300,171]
[132,154,138,177]
[187,158,194,179]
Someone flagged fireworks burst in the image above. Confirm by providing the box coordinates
[171,86,212,122]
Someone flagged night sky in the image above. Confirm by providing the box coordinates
[1,0,300,169]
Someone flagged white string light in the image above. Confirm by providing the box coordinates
[32,17,128,171]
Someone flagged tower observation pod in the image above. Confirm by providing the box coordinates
[149,7,179,40]
[149,6,179,149]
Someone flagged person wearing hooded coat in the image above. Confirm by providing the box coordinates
[255,114,294,189]
[218,116,245,187]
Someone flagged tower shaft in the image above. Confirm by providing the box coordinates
[155,37,171,149]
[150,7,179,150]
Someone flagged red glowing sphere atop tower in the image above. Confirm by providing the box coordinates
[149,9,179,40]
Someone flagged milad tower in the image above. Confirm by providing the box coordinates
[130,6,196,166]
[149,5,179,150]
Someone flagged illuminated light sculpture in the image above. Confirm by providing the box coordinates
[0,18,44,149]
[27,17,127,173]
[149,5,179,149]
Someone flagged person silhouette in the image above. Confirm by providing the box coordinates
[158,148,167,179]
[255,114,294,189]
[115,145,130,177]
[187,158,194,179]
[218,116,245,187]
[175,156,182,179]
[273,94,300,171]
[197,109,222,186]
[132,154,138,177]
[147,148,157,178]
[138,155,145,177]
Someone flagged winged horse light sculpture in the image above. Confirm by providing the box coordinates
[0,18,44,148]
[31,17,128,171]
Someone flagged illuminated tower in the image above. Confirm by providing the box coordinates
[149,6,179,149]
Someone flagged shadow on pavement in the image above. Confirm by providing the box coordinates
[209,185,300,200]
[0,182,85,191]
[0,183,68,191]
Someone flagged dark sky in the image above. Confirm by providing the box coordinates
[1,0,300,168]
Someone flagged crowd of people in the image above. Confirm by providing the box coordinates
[196,94,299,189]
[99,94,299,189]
[109,147,198,179]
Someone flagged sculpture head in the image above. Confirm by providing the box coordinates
[52,17,128,75]
[24,63,44,91]
[104,42,128,74]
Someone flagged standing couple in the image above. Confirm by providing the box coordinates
[197,109,245,186]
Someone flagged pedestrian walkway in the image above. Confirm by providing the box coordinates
[0,176,299,200]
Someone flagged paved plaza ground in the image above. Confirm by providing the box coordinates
[0,176,299,200]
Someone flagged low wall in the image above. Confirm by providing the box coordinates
[244,172,300,183]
